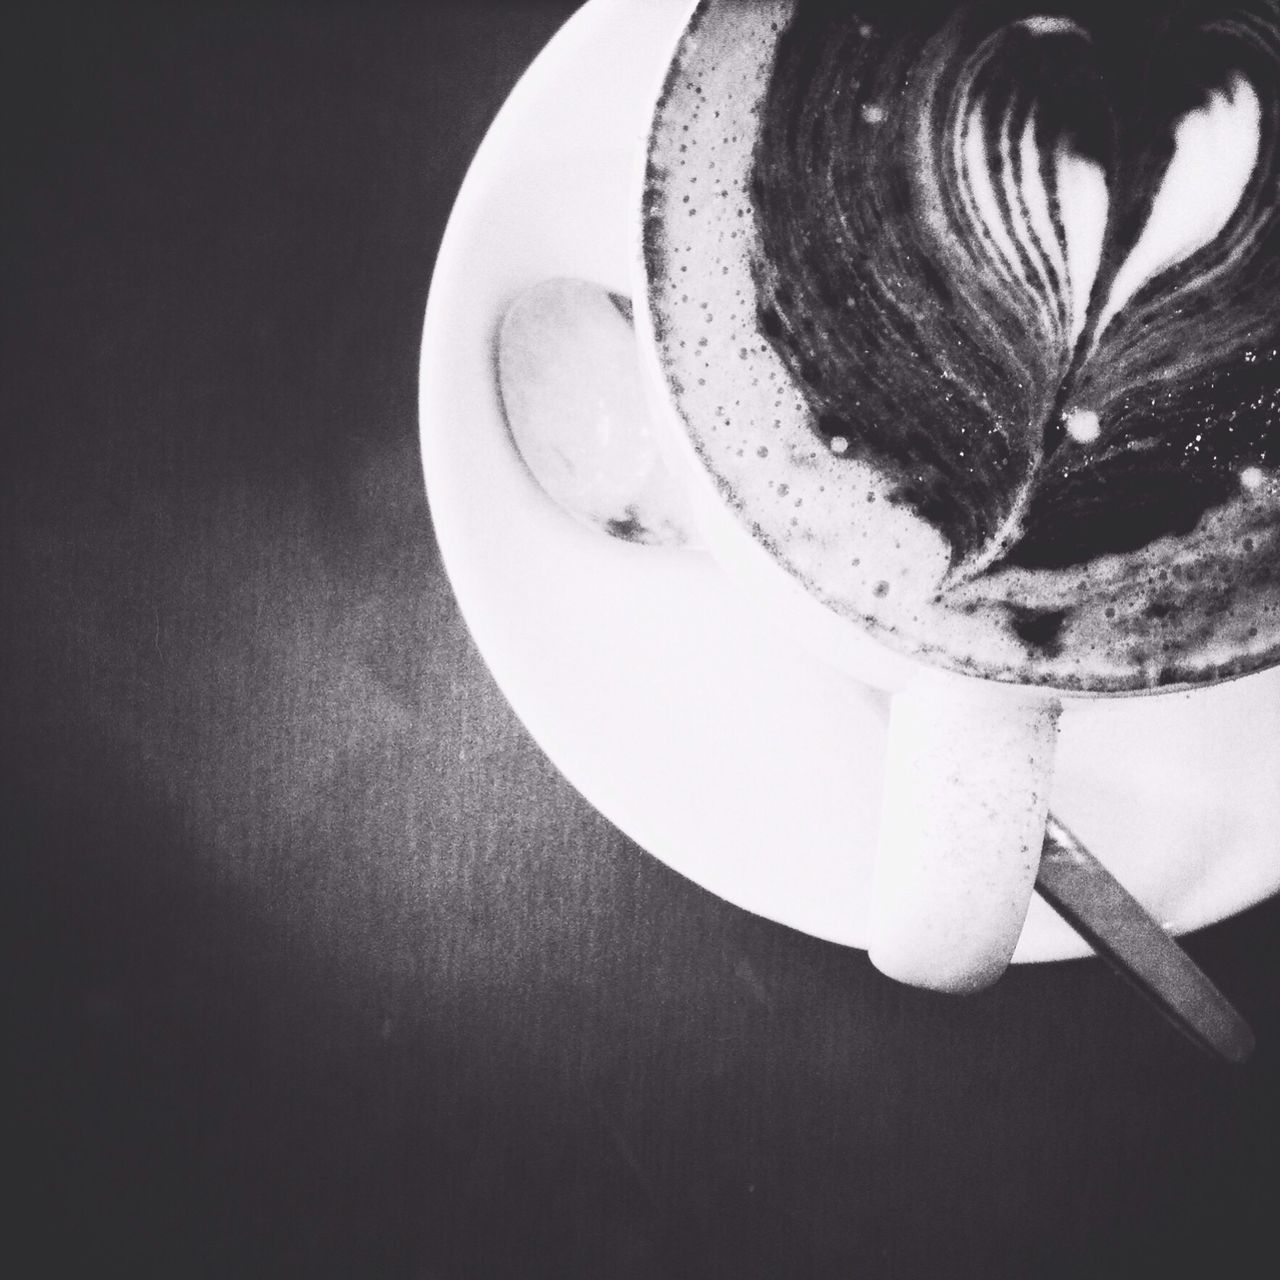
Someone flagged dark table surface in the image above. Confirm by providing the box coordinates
[5,3,1280,1276]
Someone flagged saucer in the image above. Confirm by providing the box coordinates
[418,0,1280,961]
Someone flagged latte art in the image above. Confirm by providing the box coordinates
[753,0,1280,573]
[642,0,1280,689]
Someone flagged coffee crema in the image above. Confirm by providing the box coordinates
[641,0,1280,690]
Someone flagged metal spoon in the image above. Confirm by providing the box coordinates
[1038,818,1254,1063]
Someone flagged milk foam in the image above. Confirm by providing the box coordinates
[642,0,1280,691]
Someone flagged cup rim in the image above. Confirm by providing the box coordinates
[631,0,1280,700]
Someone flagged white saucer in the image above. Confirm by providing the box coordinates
[419,0,1280,962]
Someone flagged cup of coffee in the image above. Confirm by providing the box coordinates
[633,0,1280,990]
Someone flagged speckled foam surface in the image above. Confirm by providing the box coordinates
[641,0,1280,692]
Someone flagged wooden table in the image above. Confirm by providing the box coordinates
[5,3,1279,1275]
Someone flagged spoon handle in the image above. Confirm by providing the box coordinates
[1036,817,1255,1064]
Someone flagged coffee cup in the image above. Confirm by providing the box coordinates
[630,0,1280,990]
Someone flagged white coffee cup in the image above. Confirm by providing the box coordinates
[627,0,1280,992]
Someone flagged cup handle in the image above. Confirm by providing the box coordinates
[867,672,1062,993]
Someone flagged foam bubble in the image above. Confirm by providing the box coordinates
[1064,408,1101,444]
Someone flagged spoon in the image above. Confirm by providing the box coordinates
[496,276,1255,1063]
[497,277,698,548]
